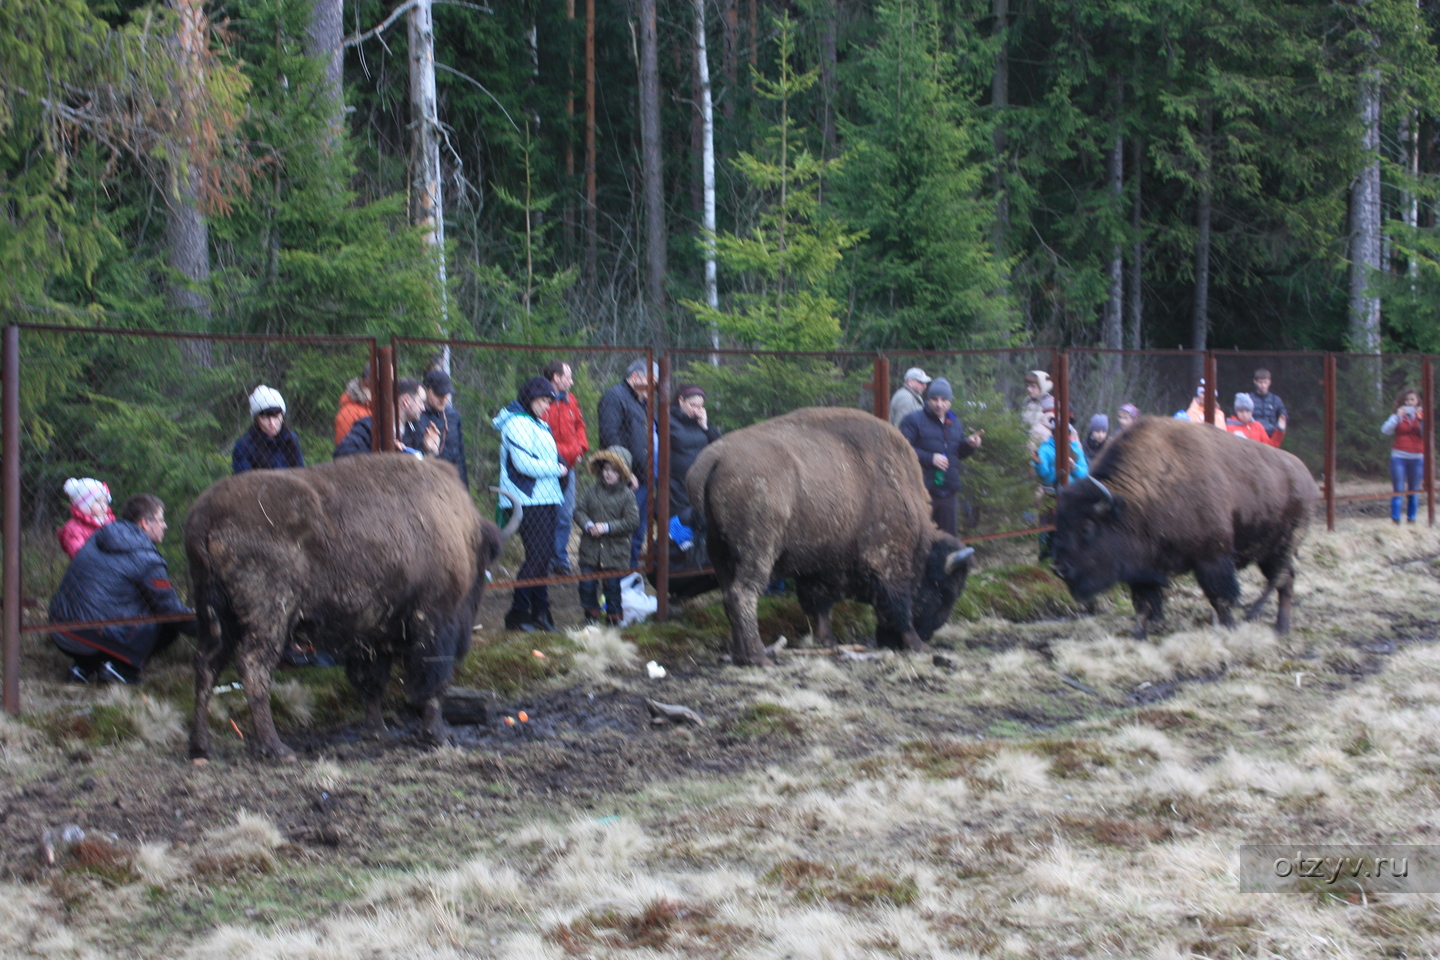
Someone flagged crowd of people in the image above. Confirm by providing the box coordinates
[42,357,1430,684]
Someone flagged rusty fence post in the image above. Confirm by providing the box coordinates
[873,355,890,422]
[1425,355,1435,527]
[1054,349,1069,486]
[1203,351,1217,426]
[1324,352,1336,531]
[3,325,19,715]
[656,353,672,621]
[643,348,656,575]
[373,345,396,451]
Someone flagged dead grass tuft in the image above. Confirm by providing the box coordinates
[1058,816,1174,850]
[764,858,919,907]
[566,625,640,681]
[193,810,285,877]
[902,738,998,779]
[727,702,803,739]
[548,896,751,954]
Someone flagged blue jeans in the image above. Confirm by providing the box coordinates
[553,471,576,571]
[1391,453,1424,522]
[630,484,649,569]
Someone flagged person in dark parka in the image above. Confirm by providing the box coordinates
[598,358,656,567]
[334,378,434,458]
[899,378,984,537]
[402,369,468,487]
[49,494,196,683]
[668,384,722,525]
[232,385,304,473]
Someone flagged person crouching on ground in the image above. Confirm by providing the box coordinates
[494,377,567,632]
[233,385,304,473]
[57,477,114,559]
[574,446,640,625]
[49,493,196,683]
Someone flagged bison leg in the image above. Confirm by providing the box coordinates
[235,642,294,762]
[723,585,772,665]
[419,697,451,746]
[1272,562,1297,636]
[346,652,393,738]
[1195,557,1240,630]
[189,604,228,760]
[1129,583,1165,640]
[1243,582,1276,623]
[796,578,839,649]
[873,589,925,652]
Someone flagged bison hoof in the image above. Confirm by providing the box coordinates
[419,725,454,747]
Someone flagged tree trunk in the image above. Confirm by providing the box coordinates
[695,0,718,351]
[306,0,344,136]
[565,0,576,255]
[1349,69,1382,354]
[1191,184,1211,355]
[990,0,1008,246]
[820,0,837,160]
[584,0,597,280]
[168,0,212,360]
[1102,73,1123,350]
[748,0,757,75]
[720,0,737,118]
[1402,107,1419,283]
[408,0,448,329]
[639,0,667,321]
[1127,135,1143,350]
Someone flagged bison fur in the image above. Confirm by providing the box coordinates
[1050,417,1318,638]
[687,408,974,664]
[184,455,514,760]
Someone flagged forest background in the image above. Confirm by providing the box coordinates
[7,0,1440,355]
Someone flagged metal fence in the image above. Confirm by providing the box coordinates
[2,324,1435,713]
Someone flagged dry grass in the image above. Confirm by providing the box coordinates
[6,518,1440,959]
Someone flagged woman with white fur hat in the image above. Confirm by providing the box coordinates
[232,384,305,473]
[57,478,114,559]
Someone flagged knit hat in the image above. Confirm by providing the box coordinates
[422,369,453,397]
[517,376,558,408]
[64,477,110,511]
[926,378,954,401]
[1119,403,1140,419]
[588,445,634,485]
[676,384,705,400]
[1089,414,1109,433]
[248,385,286,417]
[903,367,932,385]
[1234,392,1255,411]
[627,358,659,379]
[1026,370,1053,395]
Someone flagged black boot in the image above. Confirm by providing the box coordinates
[531,607,556,633]
[504,607,531,632]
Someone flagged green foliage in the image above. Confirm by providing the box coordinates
[673,355,871,434]
[685,15,862,351]
[450,633,579,698]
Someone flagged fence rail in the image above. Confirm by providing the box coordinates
[3,324,1435,713]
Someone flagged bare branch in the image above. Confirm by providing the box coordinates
[434,62,521,136]
[343,0,491,49]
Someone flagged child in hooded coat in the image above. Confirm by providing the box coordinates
[574,446,640,624]
[57,478,114,559]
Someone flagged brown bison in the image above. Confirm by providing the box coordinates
[1050,417,1318,637]
[687,407,974,665]
[184,455,518,760]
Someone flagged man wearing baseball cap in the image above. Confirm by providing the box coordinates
[889,367,932,428]
[404,368,469,488]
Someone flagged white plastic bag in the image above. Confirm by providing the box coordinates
[620,573,658,625]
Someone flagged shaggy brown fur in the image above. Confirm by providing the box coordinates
[184,455,505,760]
[1052,416,1319,637]
[687,408,973,664]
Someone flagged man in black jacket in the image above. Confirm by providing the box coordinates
[333,378,436,458]
[49,494,196,683]
[402,369,469,487]
[899,378,984,537]
[598,358,656,567]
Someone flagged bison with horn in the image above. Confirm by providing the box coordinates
[1049,416,1318,638]
[687,407,974,665]
[184,455,518,760]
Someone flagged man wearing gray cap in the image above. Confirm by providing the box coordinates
[599,358,658,567]
[890,367,932,428]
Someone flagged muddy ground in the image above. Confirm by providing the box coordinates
[4,513,1440,958]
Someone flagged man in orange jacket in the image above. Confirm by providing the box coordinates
[543,360,590,574]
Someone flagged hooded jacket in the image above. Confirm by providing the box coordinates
[232,423,305,473]
[668,403,721,524]
[57,503,115,559]
[333,378,372,445]
[1021,370,1053,434]
[493,402,565,506]
[49,520,194,665]
[574,448,640,569]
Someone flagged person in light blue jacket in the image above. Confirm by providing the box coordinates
[1035,429,1089,487]
[493,377,568,632]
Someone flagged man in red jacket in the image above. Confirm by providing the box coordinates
[543,360,590,574]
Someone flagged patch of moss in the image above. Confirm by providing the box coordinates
[624,595,877,660]
[30,704,138,746]
[451,633,578,697]
[901,738,997,779]
[764,858,918,907]
[953,564,1084,622]
[726,702,803,739]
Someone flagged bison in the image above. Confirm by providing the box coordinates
[1049,416,1318,638]
[184,455,518,760]
[686,407,974,665]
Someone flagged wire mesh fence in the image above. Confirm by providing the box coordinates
[15,327,376,641]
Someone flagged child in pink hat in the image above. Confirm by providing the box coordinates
[57,478,114,558]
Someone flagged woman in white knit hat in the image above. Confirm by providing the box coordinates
[232,385,305,473]
[57,478,114,558]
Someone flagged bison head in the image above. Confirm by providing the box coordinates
[911,539,976,639]
[1049,476,1127,600]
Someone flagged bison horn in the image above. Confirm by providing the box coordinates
[944,546,975,576]
[490,487,524,541]
[1086,476,1115,516]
